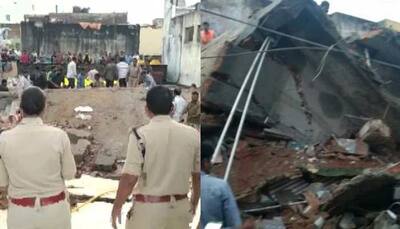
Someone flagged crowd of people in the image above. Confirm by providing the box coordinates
[5,48,159,66]
[12,51,158,90]
[62,56,157,89]
[1,48,162,89]
[0,48,18,73]
[3,50,201,130]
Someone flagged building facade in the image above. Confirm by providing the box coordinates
[21,12,139,56]
[163,0,200,86]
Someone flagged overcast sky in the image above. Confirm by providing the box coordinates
[0,0,200,24]
[315,0,400,22]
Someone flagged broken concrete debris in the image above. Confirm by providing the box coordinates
[74,106,94,113]
[71,139,91,163]
[75,113,92,120]
[202,0,400,226]
[74,106,94,120]
[94,144,121,172]
[94,151,117,172]
[66,128,94,144]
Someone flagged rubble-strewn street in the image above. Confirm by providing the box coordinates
[202,0,400,228]
[0,87,194,227]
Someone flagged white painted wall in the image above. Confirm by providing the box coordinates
[163,10,200,86]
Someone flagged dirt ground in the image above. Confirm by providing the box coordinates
[43,87,193,160]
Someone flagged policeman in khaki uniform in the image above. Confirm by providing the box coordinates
[0,87,77,229]
[112,86,200,229]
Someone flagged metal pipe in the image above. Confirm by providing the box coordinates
[201,46,330,59]
[242,200,307,213]
[224,38,271,180]
[210,38,270,164]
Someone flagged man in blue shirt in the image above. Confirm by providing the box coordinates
[201,143,242,229]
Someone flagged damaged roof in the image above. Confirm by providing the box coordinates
[201,0,400,144]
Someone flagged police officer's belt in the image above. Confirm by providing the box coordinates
[10,191,65,207]
[134,194,187,203]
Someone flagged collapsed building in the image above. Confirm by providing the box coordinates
[201,0,400,227]
[21,8,140,56]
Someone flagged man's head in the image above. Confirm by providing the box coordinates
[202,22,210,31]
[174,87,182,96]
[120,57,125,62]
[191,91,199,102]
[145,86,173,117]
[201,142,214,173]
[320,1,330,14]
[94,73,100,81]
[20,86,46,117]
[72,56,77,62]
[133,58,138,65]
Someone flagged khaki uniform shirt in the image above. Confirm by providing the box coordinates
[0,117,76,198]
[129,64,142,79]
[186,102,200,125]
[122,115,200,196]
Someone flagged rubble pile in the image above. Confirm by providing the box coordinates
[202,0,400,227]
[206,118,400,228]
[54,113,121,178]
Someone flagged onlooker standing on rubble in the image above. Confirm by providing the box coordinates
[19,50,30,65]
[31,65,47,89]
[200,143,242,229]
[87,67,99,84]
[117,57,129,87]
[67,56,77,88]
[0,79,8,91]
[185,91,201,128]
[77,72,85,89]
[104,58,118,87]
[142,59,153,75]
[172,87,188,123]
[83,53,91,65]
[111,86,200,229]
[143,71,157,91]
[201,22,216,45]
[1,49,9,73]
[48,65,64,89]
[55,52,64,65]
[91,73,103,88]
[0,86,76,229]
[51,51,57,64]
[128,58,141,87]
[19,50,30,75]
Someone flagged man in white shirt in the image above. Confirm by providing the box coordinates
[66,57,77,88]
[143,71,157,92]
[116,57,129,87]
[172,87,188,123]
[87,67,99,82]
